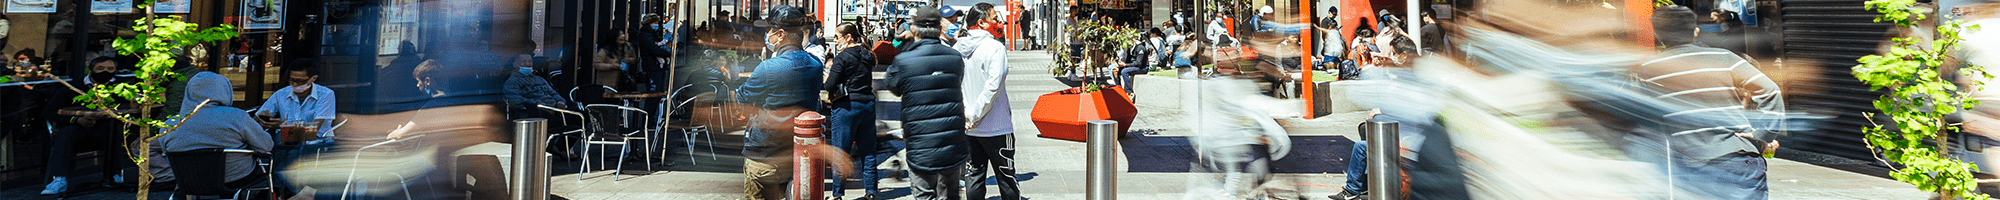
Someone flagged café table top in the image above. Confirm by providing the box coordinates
[605,92,672,99]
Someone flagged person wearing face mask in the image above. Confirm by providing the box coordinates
[735,5,827,200]
[503,53,568,116]
[41,57,138,195]
[256,59,338,145]
[953,4,1019,200]
[824,22,885,200]
[885,6,971,200]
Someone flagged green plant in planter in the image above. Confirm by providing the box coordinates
[42,1,238,199]
[1048,19,1142,93]
[1854,0,1987,199]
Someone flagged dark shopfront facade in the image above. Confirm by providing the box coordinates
[0,0,303,187]
[0,0,557,187]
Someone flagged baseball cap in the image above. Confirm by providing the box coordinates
[1260,6,1274,15]
[940,6,960,18]
[912,5,942,27]
[754,5,814,28]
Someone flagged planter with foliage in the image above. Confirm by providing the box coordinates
[1034,19,1142,141]
[1031,85,1137,141]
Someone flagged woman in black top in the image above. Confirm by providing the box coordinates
[821,22,885,200]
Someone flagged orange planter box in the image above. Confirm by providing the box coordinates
[1031,86,1138,142]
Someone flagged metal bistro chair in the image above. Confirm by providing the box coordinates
[655,84,724,165]
[567,85,626,109]
[539,105,587,159]
[580,104,656,181]
[339,135,429,200]
[166,148,274,200]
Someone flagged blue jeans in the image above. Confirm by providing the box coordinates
[1345,140,1367,193]
[1680,154,1769,199]
[1119,66,1147,93]
[829,101,879,197]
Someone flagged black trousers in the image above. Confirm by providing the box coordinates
[47,122,132,182]
[963,134,1019,200]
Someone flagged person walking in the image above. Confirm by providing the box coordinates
[824,22,885,200]
[734,5,827,200]
[953,4,1020,200]
[885,6,971,200]
[1629,6,1781,200]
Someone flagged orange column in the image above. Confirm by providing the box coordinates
[1301,0,1318,119]
[1626,0,1654,47]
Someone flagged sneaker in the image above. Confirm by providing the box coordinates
[40,177,67,195]
[1327,190,1365,200]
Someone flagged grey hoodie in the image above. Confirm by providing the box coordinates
[159,72,273,182]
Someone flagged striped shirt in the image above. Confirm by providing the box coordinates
[1632,45,1782,161]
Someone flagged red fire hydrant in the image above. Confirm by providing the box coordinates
[791,111,827,200]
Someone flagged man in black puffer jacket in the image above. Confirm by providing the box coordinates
[885,6,970,200]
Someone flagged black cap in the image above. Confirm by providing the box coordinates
[755,5,813,28]
[912,5,942,28]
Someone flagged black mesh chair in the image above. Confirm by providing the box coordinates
[167,148,273,200]
[579,104,655,181]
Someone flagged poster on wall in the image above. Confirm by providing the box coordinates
[6,0,57,13]
[92,0,133,13]
[387,0,418,22]
[155,0,191,13]
[240,0,286,29]
[378,24,405,55]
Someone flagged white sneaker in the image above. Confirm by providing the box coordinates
[40,177,67,195]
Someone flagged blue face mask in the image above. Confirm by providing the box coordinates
[653,24,663,30]
[518,67,534,75]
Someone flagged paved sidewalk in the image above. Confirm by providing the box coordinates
[539,51,1929,200]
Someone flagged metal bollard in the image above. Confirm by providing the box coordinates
[791,112,828,200]
[1087,120,1119,200]
[1364,119,1400,200]
[512,118,550,200]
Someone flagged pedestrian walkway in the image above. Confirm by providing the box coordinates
[533,51,1930,200]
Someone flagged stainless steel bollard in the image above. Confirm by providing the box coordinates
[513,118,550,200]
[1365,119,1399,200]
[1087,120,1119,200]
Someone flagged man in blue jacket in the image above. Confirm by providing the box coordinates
[735,5,826,200]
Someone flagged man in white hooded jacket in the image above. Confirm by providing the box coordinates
[952,4,1019,200]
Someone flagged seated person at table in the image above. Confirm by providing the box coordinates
[41,58,136,195]
[256,59,337,144]
[505,53,569,118]
[159,71,275,189]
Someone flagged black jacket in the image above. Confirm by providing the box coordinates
[825,46,878,103]
[884,39,969,171]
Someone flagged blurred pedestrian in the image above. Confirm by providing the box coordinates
[885,6,971,200]
[953,4,1020,200]
[1187,77,1291,199]
[1631,6,1780,199]
[735,5,827,200]
[824,22,884,200]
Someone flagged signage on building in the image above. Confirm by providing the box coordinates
[6,0,57,13]
[92,0,135,13]
[240,0,286,29]
[156,0,191,13]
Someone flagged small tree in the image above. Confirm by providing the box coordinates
[37,1,238,199]
[1854,0,1987,199]
[1048,18,1141,92]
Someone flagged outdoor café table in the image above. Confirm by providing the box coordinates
[600,91,672,99]
[56,106,136,117]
